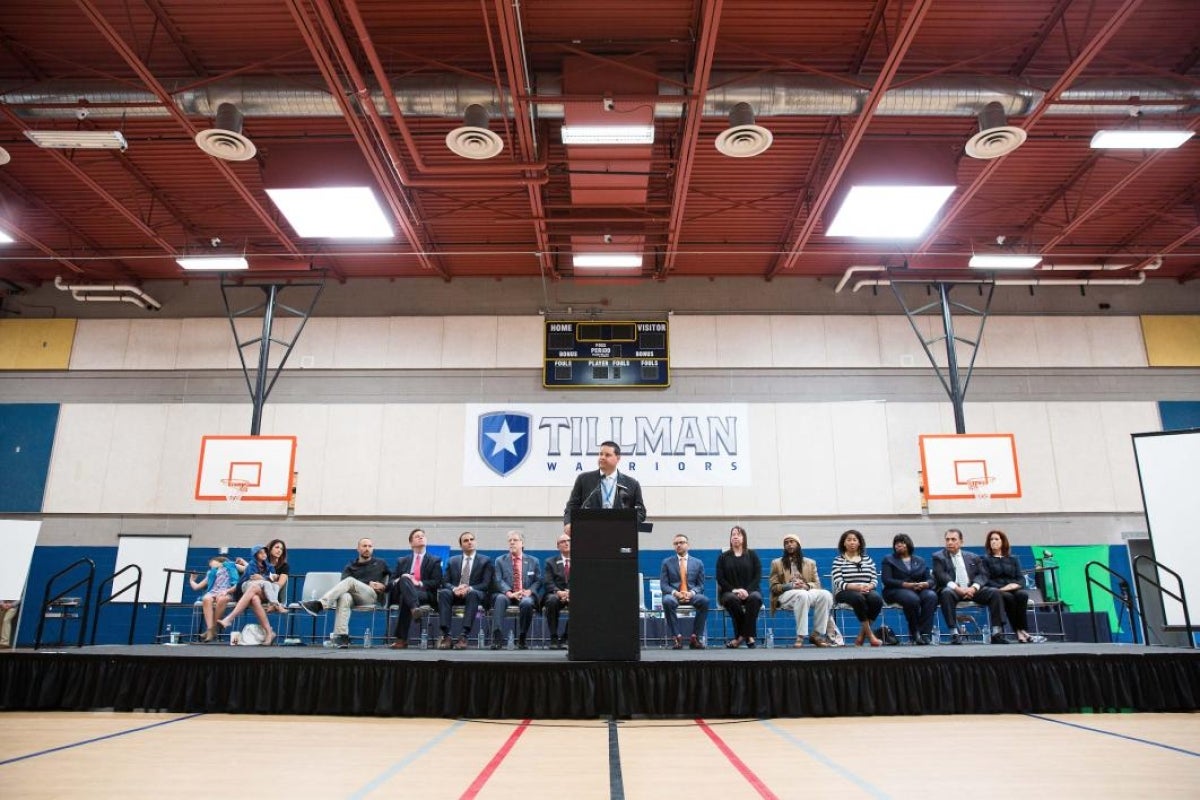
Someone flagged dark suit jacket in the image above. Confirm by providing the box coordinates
[660,554,706,596]
[441,553,493,593]
[932,548,985,591]
[493,552,543,599]
[544,554,570,594]
[391,551,443,596]
[563,469,647,524]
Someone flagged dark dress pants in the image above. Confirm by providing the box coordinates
[720,591,763,639]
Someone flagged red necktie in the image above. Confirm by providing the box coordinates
[412,553,421,584]
[514,556,522,593]
[680,558,688,592]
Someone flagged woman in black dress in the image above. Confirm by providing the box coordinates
[716,525,763,648]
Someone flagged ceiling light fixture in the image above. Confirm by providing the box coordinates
[825,185,955,239]
[265,186,393,239]
[968,253,1043,269]
[573,253,643,269]
[1090,130,1194,149]
[0,230,14,244]
[175,255,249,271]
[24,129,128,151]
[561,125,655,145]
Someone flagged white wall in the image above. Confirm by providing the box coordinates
[68,314,1149,371]
[43,400,1159,518]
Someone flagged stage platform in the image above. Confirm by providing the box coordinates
[2,642,1197,719]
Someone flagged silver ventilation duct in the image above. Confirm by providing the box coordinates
[2,75,1195,120]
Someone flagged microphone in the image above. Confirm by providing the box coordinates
[581,481,603,509]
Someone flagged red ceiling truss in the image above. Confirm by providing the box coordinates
[0,0,1194,287]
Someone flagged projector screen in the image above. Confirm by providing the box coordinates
[1132,428,1200,628]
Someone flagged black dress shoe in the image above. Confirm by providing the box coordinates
[517,638,528,650]
[549,636,561,649]
[950,633,964,645]
[991,633,1010,644]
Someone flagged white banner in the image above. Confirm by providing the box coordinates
[464,403,751,487]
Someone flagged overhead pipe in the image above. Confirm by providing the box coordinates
[341,0,545,177]
[5,75,1196,120]
[850,272,1148,292]
[54,275,161,310]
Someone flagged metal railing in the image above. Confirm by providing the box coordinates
[1132,555,1194,649]
[35,557,95,649]
[1085,560,1139,645]
[90,564,142,646]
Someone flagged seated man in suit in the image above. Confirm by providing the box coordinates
[490,530,543,650]
[562,440,647,534]
[388,528,443,649]
[932,527,1006,644]
[543,532,571,649]
[436,530,493,650]
[660,533,709,649]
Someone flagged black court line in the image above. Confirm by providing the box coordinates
[1025,713,1200,758]
[0,713,205,766]
[608,719,625,800]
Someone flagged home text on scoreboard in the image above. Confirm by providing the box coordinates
[543,319,670,388]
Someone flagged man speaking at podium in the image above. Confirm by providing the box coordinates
[563,440,647,533]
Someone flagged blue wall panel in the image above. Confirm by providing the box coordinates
[1158,401,1200,432]
[0,403,59,512]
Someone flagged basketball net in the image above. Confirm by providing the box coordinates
[966,476,995,508]
[220,478,250,506]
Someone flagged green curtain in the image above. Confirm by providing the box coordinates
[1031,544,1122,634]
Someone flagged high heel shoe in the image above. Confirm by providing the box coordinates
[264,628,277,646]
[869,636,883,647]
[725,637,744,649]
[201,627,215,643]
[854,629,866,647]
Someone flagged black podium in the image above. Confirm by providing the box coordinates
[568,508,641,662]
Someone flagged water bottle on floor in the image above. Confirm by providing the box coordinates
[363,627,372,649]
[766,628,774,649]
[164,624,173,644]
[477,627,486,649]
[419,629,429,650]
[506,630,515,650]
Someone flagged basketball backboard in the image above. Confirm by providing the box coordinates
[919,433,1021,501]
[194,435,296,502]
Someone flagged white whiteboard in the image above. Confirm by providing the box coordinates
[113,535,190,604]
[1133,429,1200,627]
[0,520,41,599]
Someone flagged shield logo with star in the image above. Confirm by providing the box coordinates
[478,411,532,477]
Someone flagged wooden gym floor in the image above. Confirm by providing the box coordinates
[1,711,1198,799]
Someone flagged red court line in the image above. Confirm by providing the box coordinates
[459,719,532,799]
[695,719,780,800]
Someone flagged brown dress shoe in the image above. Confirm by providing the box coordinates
[688,634,705,650]
[453,637,469,650]
[670,635,683,650]
[436,635,452,650]
[389,640,408,649]
[809,633,830,647]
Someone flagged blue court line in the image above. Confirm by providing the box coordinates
[608,719,625,800]
[1024,713,1200,758]
[761,720,891,800]
[346,719,466,800]
[0,712,205,766]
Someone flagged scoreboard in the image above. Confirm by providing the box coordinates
[543,319,670,388]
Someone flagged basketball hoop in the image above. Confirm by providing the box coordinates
[966,476,996,507]
[220,478,250,505]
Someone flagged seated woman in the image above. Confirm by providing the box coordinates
[768,534,833,647]
[831,529,883,647]
[216,541,288,646]
[717,525,763,648]
[979,529,1038,643]
[189,554,240,642]
[881,533,938,645]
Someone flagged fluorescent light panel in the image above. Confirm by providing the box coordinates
[826,185,955,239]
[573,253,643,269]
[561,125,655,145]
[1090,130,1193,149]
[24,129,128,150]
[969,254,1043,269]
[176,255,249,271]
[0,230,14,244]
[265,186,393,239]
